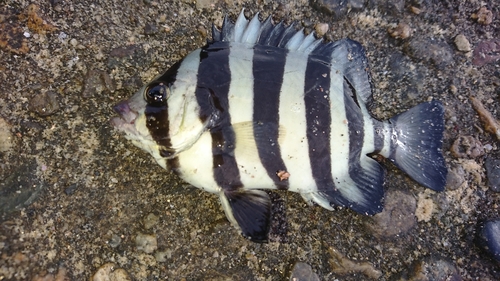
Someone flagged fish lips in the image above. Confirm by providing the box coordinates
[110,100,139,134]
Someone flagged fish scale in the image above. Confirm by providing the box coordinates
[111,10,448,242]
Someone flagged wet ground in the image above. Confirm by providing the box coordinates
[1,0,499,280]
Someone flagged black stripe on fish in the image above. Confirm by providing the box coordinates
[196,42,243,191]
[146,60,184,159]
[343,78,384,214]
[304,54,334,193]
[252,45,289,190]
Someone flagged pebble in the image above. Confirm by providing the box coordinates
[407,257,461,281]
[477,219,500,262]
[29,91,60,117]
[64,184,78,195]
[82,70,116,97]
[454,34,471,52]
[144,23,158,35]
[366,189,416,238]
[472,39,500,67]
[92,263,132,281]
[135,233,158,254]
[388,22,412,39]
[446,165,465,190]
[485,158,500,193]
[108,234,122,248]
[404,37,454,70]
[475,7,493,25]
[289,262,320,281]
[450,135,484,158]
[314,23,329,37]
[143,213,159,230]
[0,117,14,153]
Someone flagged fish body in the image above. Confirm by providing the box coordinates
[111,11,447,242]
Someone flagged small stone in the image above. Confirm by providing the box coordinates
[143,213,159,229]
[477,220,500,261]
[144,23,158,35]
[389,23,412,39]
[366,189,416,238]
[454,34,471,52]
[472,40,500,67]
[135,233,157,254]
[446,165,465,190]
[450,136,484,158]
[475,7,493,26]
[314,23,329,37]
[82,70,116,97]
[29,91,60,117]
[0,117,14,154]
[64,184,78,195]
[289,262,320,281]
[92,263,132,281]
[404,37,454,69]
[485,158,500,192]
[108,234,122,248]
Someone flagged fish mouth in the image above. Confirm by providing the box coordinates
[110,100,139,134]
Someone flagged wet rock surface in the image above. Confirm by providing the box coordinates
[485,158,500,192]
[1,0,500,280]
[477,220,500,262]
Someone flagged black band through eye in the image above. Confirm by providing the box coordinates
[144,82,168,106]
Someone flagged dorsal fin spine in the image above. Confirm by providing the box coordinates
[241,13,261,44]
[234,9,249,43]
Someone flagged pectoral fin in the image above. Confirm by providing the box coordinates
[219,189,271,242]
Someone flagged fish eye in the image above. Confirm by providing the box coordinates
[144,82,169,106]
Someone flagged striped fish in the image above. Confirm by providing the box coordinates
[111,10,447,242]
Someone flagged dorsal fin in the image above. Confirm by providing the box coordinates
[211,9,323,55]
[211,9,374,104]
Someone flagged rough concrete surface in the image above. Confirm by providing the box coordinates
[1,0,499,280]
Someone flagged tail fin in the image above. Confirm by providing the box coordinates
[388,101,447,191]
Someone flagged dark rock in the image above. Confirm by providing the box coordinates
[82,70,116,97]
[109,45,139,58]
[144,23,158,35]
[290,262,320,281]
[311,0,366,19]
[485,158,500,192]
[0,162,44,220]
[404,37,454,69]
[472,40,500,67]
[366,189,417,238]
[64,184,78,195]
[29,91,60,117]
[446,165,465,190]
[477,219,500,262]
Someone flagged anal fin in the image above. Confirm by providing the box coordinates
[219,189,271,242]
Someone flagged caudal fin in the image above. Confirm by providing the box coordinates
[388,101,447,191]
